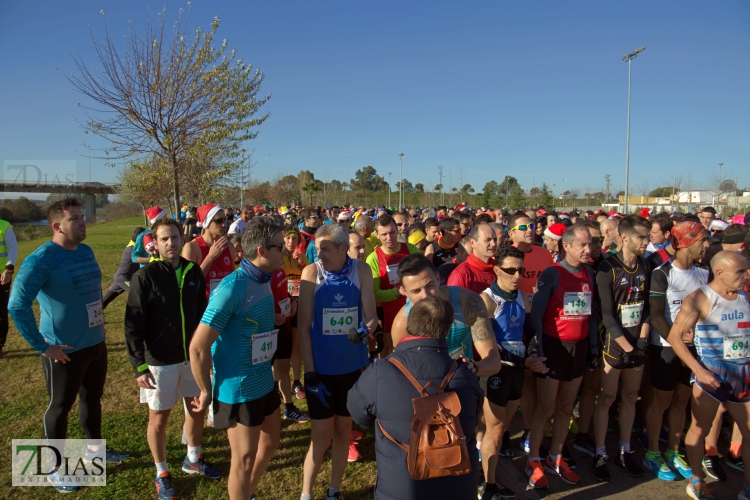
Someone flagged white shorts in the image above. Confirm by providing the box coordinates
[139,361,200,410]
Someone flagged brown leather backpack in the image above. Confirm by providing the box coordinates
[377,358,471,480]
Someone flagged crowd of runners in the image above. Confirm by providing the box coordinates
[5,197,750,500]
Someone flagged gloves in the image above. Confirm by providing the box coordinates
[527,335,539,357]
[636,338,649,352]
[587,348,600,370]
[304,372,332,408]
[622,348,646,367]
[348,321,370,344]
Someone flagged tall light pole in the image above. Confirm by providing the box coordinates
[388,172,392,208]
[398,153,404,210]
[718,162,724,186]
[622,46,646,215]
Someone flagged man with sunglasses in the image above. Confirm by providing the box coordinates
[183,203,236,299]
[425,217,463,267]
[478,245,544,500]
[228,204,254,235]
[507,213,554,457]
[525,225,597,489]
[298,208,321,256]
[393,212,409,243]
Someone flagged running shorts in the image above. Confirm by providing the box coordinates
[482,363,524,407]
[306,369,361,420]
[695,358,750,404]
[602,332,644,370]
[212,388,280,429]
[540,335,587,382]
[139,361,200,411]
[650,345,696,392]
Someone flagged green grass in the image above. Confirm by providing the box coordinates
[1,217,377,499]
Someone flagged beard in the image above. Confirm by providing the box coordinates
[397,233,408,244]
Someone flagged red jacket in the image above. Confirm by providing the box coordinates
[446,254,495,294]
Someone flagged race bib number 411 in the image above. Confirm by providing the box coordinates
[322,307,358,335]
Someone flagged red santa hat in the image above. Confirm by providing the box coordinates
[143,232,155,251]
[544,223,566,241]
[455,203,468,212]
[145,206,167,225]
[639,207,651,219]
[559,212,571,220]
[196,203,223,228]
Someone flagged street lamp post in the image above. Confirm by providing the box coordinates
[398,153,404,210]
[622,46,646,215]
[388,172,392,208]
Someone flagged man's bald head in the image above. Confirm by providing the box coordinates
[710,250,750,292]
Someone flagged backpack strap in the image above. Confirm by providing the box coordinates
[439,361,460,390]
[377,420,409,452]
[387,358,425,394]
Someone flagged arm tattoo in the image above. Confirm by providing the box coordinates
[464,291,493,342]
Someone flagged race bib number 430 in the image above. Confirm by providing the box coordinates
[322,307,358,335]
[620,302,644,328]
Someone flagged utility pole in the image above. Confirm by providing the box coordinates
[604,174,611,206]
[438,166,444,205]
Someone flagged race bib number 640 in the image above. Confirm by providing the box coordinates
[322,307,358,335]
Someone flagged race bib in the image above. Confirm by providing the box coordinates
[287,279,301,297]
[449,346,465,360]
[620,302,644,328]
[322,307,358,335]
[86,300,104,327]
[209,279,222,293]
[278,297,291,318]
[501,341,526,358]
[386,264,399,286]
[251,329,278,365]
[723,332,750,360]
[563,292,592,316]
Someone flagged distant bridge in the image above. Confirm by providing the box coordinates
[0,182,119,222]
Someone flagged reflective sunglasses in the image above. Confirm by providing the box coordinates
[510,223,535,232]
[395,222,405,227]
[498,266,526,276]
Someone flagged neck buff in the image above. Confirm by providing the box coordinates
[437,235,456,250]
[489,279,518,303]
[653,241,670,250]
[240,257,272,284]
[302,225,318,234]
[321,255,354,282]
[467,253,494,272]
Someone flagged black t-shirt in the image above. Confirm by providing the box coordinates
[595,252,650,342]
[430,240,457,268]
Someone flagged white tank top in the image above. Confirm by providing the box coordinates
[694,285,750,365]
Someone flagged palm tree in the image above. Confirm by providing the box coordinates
[302,180,321,205]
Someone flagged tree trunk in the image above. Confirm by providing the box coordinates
[171,154,181,219]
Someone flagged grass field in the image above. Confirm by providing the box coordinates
[1,216,378,499]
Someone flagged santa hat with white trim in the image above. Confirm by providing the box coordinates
[145,206,167,225]
[544,222,566,241]
[196,203,224,228]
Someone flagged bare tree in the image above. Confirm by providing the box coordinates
[68,6,270,215]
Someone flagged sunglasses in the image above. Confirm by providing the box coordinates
[395,222,405,227]
[591,237,604,244]
[510,223,535,232]
[448,228,462,234]
[265,243,284,251]
[212,218,227,225]
[498,266,526,276]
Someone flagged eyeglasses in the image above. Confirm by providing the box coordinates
[509,223,535,232]
[591,237,604,244]
[265,243,284,251]
[498,266,526,276]
[212,218,227,225]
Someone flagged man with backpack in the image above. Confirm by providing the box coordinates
[347,296,484,500]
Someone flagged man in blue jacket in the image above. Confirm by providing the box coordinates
[347,296,484,500]
[9,198,128,492]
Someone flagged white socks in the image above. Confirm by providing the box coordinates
[187,445,201,462]
[155,461,169,474]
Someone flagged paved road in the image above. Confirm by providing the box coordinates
[490,412,744,499]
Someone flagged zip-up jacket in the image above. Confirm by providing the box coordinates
[125,257,206,376]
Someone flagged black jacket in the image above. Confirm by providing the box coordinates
[347,338,483,500]
[125,257,206,376]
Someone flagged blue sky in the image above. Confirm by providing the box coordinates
[1,0,748,199]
